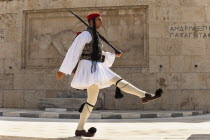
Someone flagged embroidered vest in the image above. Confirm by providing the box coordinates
[72,27,105,74]
[80,26,105,62]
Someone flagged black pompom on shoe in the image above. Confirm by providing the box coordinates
[75,127,97,137]
[142,88,164,104]
[155,88,163,97]
[88,127,97,134]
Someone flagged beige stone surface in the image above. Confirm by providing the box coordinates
[0,1,6,14]
[205,38,210,56]
[181,90,210,111]
[193,56,210,72]
[0,74,13,89]
[24,90,46,109]
[131,73,156,90]
[0,92,3,107]
[154,7,181,22]
[156,73,182,89]
[144,89,210,112]
[205,7,210,22]
[206,73,210,89]
[182,73,207,89]
[149,23,169,38]
[21,6,148,68]
[169,56,194,72]
[149,39,156,56]
[2,90,25,108]
[0,42,15,58]
[14,73,60,90]
[156,39,182,55]
[0,60,4,73]
[96,0,119,7]
[182,39,206,56]
[180,7,206,22]
[6,0,25,13]
[0,89,47,109]
[149,56,169,73]
[103,88,144,110]
[168,0,207,6]
[3,58,14,74]
[1,0,210,110]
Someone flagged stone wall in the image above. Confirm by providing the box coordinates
[1,0,210,112]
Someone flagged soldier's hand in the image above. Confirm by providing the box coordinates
[56,71,64,80]
[115,52,122,57]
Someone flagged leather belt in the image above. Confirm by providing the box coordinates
[80,54,105,62]
[72,54,105,74]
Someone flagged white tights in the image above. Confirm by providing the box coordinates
[76,84,99,130]
[76,75,148,130]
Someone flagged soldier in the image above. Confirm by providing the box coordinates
[56,13,163,137]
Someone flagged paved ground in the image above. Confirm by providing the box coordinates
[0,108,207,119]
[0,112,210,140]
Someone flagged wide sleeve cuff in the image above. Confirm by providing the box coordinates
[59,31,91,75]
[102,50,116,67]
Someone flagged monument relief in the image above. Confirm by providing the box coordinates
[22,6,148,68]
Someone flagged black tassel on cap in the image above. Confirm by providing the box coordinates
[115,79,124,99]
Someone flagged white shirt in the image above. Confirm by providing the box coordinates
[59,30,121,89]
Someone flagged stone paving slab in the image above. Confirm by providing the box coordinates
[1,114,210,140]
[0,108,207,119]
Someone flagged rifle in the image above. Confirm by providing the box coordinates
[64,7,122,54]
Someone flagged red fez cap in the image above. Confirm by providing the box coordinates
[87,13,100,20]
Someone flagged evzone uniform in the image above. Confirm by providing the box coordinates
[58,13,163,137]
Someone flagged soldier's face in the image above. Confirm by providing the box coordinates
[89,16,102,29]
[95,16,102,29]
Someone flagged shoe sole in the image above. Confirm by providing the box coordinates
[142,96,161,104]
[75,133,95,137]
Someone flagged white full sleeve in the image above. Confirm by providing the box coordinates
[102,50,116,67]
[59,31,91,75]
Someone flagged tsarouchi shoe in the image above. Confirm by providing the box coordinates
[142,88,163,104]
[75,127,97,137]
